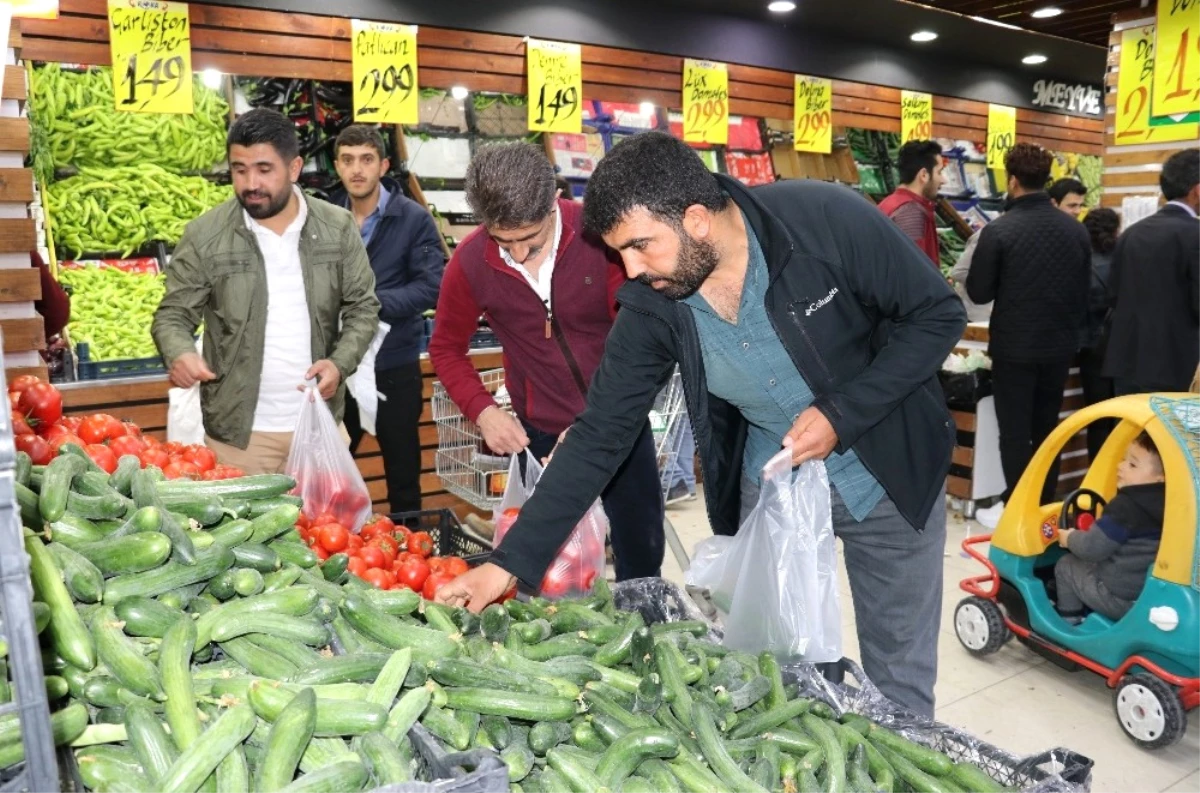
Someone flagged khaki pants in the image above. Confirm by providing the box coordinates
[205,424,352,476]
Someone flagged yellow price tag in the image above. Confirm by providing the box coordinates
[1116,26,1200,144]
[986,104,1017,171]
[793,75,832,154]
[526,38,582,134]
[351,20,418,125]
[682,59,729,145]
[107,0,193,115]
[1152,0,1200,118]
[900,91,933,143]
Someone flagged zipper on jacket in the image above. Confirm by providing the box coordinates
[786,302,835,384]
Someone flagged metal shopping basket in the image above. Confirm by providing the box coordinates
[432,368,512,512]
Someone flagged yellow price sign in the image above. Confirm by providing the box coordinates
[1116,26,1200,144]
[351,20,418,125]
[1152,0,1200,118]
[900,90,933,143]
[986,104,1017,171]
[107,0,193,115]
[526,38,582,134]
[682,59,729,145]
[793,75,832,154]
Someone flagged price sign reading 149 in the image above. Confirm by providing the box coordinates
[526,39,582,134]
[107,0,193,115]
[351,20,418,125]
[1152,0,1200,118]
[683,59,729,145]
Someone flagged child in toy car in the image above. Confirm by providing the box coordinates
[1054,431,1167,622]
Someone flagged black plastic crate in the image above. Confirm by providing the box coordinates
[389,508,491,565]
[74,343,166,381]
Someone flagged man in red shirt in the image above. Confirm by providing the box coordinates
[878,140,945,267]
[428,142,664,581]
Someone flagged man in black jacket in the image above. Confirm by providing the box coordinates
[967,143,1090,528]
[438,131,966,717]
[331,125,445,513]
[1103,148,1200,395]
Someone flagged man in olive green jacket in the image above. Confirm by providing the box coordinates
[152,109,380,474]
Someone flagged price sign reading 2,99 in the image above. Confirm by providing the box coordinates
[351,20,419,125]
[793,75,832,154]
[682,59,729,145]
[526,39,582,134]
[107,0,194,115]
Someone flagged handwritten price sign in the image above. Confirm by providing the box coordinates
[107,0,193,115]
[1152,0,1200,118]
[682,59,728,145]
[986,104,1017,171]
[527,39,582,134]
[793,76,832,154]
[1116,26,1199,144]
[351,20,418,125]
[900,91,933,143]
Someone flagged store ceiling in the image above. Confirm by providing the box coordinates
[901,0,1144,46]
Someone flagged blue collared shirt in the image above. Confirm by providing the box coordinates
[682,211,885,521]
[358,182,391,247]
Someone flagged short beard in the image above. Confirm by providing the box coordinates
[635,228,719,300]
[238,187,292,220]
[921,180,940,200]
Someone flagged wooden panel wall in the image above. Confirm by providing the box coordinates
[23,0,1104,154]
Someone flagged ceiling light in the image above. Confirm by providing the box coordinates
[201,68,222,89]
[639,101,656,116]
[1031,6,1063,18]
[910,30,938,42]
[1022,54,1048,65]
[450,85,469,100]
[971,15,1022,30]
[767,1,796,11]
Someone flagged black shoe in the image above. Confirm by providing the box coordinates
[666,483,695,505]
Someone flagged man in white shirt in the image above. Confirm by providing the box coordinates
[153,108,380,475]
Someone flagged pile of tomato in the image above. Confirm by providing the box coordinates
[9,375,243,480]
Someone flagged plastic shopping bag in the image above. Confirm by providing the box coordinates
[167,384,204,445]
[345,321,390,437]
[286,386,373,532]
[686,449,841,662]
[493,451,608,598]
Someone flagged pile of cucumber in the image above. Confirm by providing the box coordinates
[4,446,1010,793]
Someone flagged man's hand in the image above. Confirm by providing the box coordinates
[542,427,570,466]
[169,352,216,389]
[478,406,530,455]
[782,406,839,466]
[302,360,341,400]
[1058,528,1074,549]
[435,562,517,613]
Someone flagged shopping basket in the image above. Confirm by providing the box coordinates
[432,369,512,512]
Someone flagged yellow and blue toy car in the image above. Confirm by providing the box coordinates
[956,394,1199,749]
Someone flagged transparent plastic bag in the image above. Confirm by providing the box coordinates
[493,451,608,598]
[686,449,841,662]
[286,385,372,532]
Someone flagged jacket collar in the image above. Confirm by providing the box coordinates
[1163,201,1199,219]
[328,176,408,218]
[893,186,936,209]
[482,197,580,274]
[232,189,329,247]
[1008,191,1053,210]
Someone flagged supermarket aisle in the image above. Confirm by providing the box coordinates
[660,491,1200,793]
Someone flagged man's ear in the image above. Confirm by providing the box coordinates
[681,204,712,240]
[289,156,304,183]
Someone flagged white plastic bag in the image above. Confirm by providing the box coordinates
[286,386,373,532]
[686,450,841,662]
[493,451,608,598]
[345,321,391,437]
[167,337,205,445]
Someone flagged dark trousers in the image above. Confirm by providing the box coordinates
[344,362,425,514]
[523,420,665,581]
[992,358,1072,503]
[1078,346,1114,462]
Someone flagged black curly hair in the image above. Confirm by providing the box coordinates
[582,131,728,237]
[227,107,299,163]
[1004,142,1053,191]
[1082,207,1120,255]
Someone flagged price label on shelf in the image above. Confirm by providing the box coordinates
[351,20,419,125]
[107,0,194,115]
[1116,25,1200,144]
[900,90,933,143]
[1152,0,1200,119]
[682,59,728,145]
[986,103,1016,171]
[793,75,832,154]
[526,38,582,134]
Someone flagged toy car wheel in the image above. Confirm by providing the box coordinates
[954,596,1009,656]
[1113,673,1187,749]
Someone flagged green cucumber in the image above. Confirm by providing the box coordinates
[948,761,1004,793]
[594,612,644,667]
[232,568,265,597]
[155,475,297,500]
[114,597,182,639]
[263,564,304,593]
[160,617,202,753]
[248,680,386,737]
[157,491,226,526]
[217,746,251,793]
[382,686,432,743]
[633,673,664,715]
[720,675,772,712]
[103,545,235,604]
[124,699,178,783]
[46,513,106,548]
[288,653,393,686]
[105,506,163,539]
[765,728,821,756]
[444,687,579,722]
[47,542,104,603]
[110,455,141,496]
[92,606,164,700]
[802,713,845,793]
[40,453,87,522]
[366,648,413,708]
[257,687,317,791]
[25,532,96,669]
[15,481,41,528]
[521,633,598,662]
[357,730,411,785]
[848,745,877,793]
[649,620,708,638]
[693,703,768,793]
[655,640,694,726]
[581,688,655,731]
[271,540,320,569]
[636,758,683,793]
[211,612,329,646]
[76,745,152,792]
[573,720,607,753]
[209,519,253,548]
[729,696,813,739]
[219,637,298,679]
[546,746,606,793]
[502,742,537,783]
[595,728,680,788]
[279,759,368,792]
[157,704,257,793]
[228,542,280,573]
[133,470,196,565]
[481,602,511,642]
[247,504,302,544]
[421,704,471,750]
[867,725,952,777]
[514,618,554,644]
[363,588,421,616]
[872,743,952,793]
[14,450,31,486]
[759,652,786,710]
[428,657,559,696]
[67,488,133,520]
[530,721,573,756]
[341,593,460,659]
[76,533,172,576]
[194,586,318,646]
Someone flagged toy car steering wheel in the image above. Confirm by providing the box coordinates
[1058,488,1107,533]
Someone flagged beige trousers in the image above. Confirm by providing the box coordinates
[205,424,352,475]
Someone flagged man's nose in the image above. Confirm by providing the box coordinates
[623,256,646,279]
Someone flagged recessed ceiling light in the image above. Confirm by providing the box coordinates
[767,1,796,11]
[971,15,1022,30]
[1031,6,1063,18]
[201,68,223,89]
[639,101,656,116]
[450,85,469,100]
[910,30,938,42]
[1022,54,1048,65]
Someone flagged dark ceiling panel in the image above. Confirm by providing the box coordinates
[900,0,1146,46]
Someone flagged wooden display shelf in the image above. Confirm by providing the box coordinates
[0,169,34,203]
[0,218,35,253]
[0,316,45,353]
[0,267,41,302]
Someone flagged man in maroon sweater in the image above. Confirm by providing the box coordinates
[428,142,665,581]
[878,140,945,268]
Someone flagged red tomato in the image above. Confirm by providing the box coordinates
[423,572,456,600]
[183,446,217,473]
[201,469,222,481]
[162,442,184,456]
[141,434,161,447]
[313,546,330,562]
[318,523,350,554]
[139,447,170,469]
[427,557,446,573]
[496,584,518,604]
[539,565,573,598]
[346,534,364,553]
[347,556,370,579]
[408,531,434,558]
[371,534,400,557]
[8,375,42,396]
[295,513,311,531]
[11,411,34,437]
[359,546,387,569]
[42,423,74,444]
[15,433,53,465]
[362,568,390,589]
[312,513,339,528]
[442,557,469,577]
[78,414,125,444]
[123,422,143,437]
[18,383,63,430]
[8,392,19,409]
[162,460,201,480]
[84,444,118,474]
[363,514,396,536]
[360,524,384,542]
[397,558,431,592]
[49,433,85,454]
[58,416,83,434]
[108,435,147,459]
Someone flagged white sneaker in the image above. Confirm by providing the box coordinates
[975,501,1005,530]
